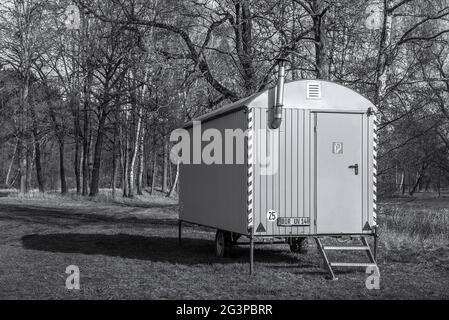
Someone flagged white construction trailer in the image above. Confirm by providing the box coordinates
[178,62,379,279]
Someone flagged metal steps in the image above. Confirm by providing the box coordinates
[323,246,370,251]
[330,262,376,267]
[315,236,378,280]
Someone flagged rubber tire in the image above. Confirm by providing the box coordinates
[289,237,309,254]
[215,230,233,257]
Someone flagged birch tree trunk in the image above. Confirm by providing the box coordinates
[162,139,169,194]
[168,161,179,198]
[127,106,142,197]
[399,169,405,195]
[136,127,145,195]
[59,139,67,194]
[25,141,33,191]
[5,140,18,187]
[19,82,29,194]
[81,11,91,196]
[73,95,81,194]
[374,1,393,108]
[127,68,149,197]
[150,151,157,194]
[82,76,91,196]
[122,109,129,197]
[118,120,125,194]
[111,112,118,198]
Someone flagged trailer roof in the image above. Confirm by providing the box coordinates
[184,79,376,128]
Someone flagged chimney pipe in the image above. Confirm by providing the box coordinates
[271,58,288,129]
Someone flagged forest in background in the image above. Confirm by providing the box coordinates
[0,0,448,198]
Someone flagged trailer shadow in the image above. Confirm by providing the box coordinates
[0,203,178,229]
[21,233,302,265]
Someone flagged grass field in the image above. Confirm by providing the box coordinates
[0,190,448,299]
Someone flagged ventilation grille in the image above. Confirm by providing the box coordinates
[306,82,321,99]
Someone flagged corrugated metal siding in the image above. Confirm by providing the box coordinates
[253,108,312,236]
[253,108,373,237]
[179,109,248,235]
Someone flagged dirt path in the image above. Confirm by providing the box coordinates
[0,198,448,299]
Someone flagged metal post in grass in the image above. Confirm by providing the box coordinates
[249,227,254,275]
[374,226,378,260]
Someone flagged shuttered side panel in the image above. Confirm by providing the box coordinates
[253,108,312,236]
[179,109,248,235]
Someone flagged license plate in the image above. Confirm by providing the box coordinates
[277,217,310,226]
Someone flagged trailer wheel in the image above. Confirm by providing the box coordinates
[289,237,309,254]
[215,230,233,257]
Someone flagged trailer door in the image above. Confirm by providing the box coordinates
[315,112,363,234]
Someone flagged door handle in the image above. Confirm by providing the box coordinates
[348,164,359,175]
